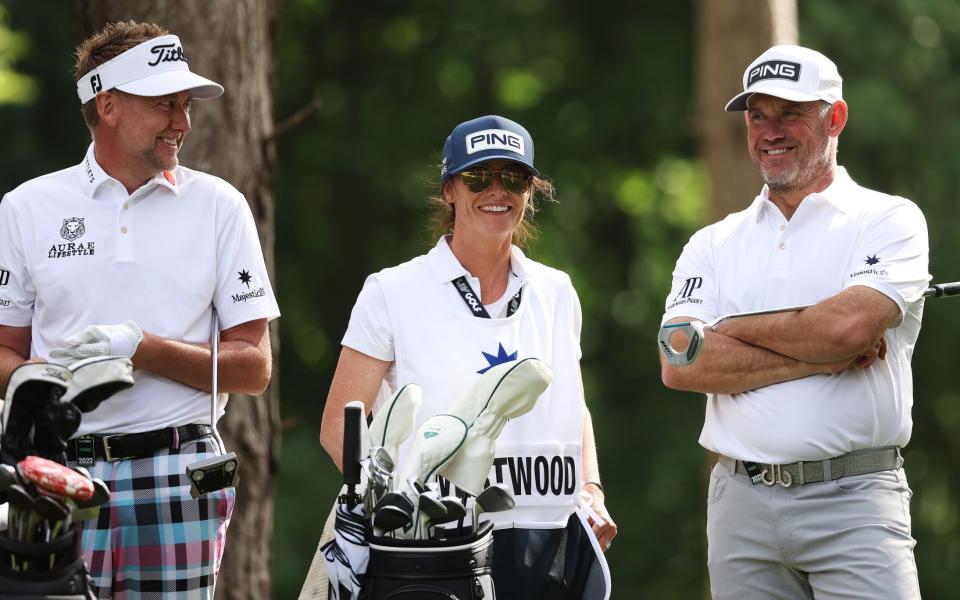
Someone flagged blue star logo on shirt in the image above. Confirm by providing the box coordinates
[477,343,518,374]
[865,255,880,266]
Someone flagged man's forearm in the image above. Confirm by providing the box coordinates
[133,332,271,395]
[715,287,899,363]
[661,330,836,394]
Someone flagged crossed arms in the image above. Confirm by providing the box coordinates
[660,286,901,394]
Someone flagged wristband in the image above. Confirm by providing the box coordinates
[582,479,605,495]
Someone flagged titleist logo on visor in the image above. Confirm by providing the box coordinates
[147,43,188,67]
[465,129,525,155]
[747,60,801,86]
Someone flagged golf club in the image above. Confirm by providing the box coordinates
[186,311,239,498]
[431,496,466,539]
[371,504,412,537]
[471,483,515,533]
[416,491,447,539]
[659,280,960,367]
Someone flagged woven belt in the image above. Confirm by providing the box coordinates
[67,424,214,462]
[733,446,903,488]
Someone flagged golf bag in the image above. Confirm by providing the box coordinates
[359,521,496,600]
[0,528,96,600]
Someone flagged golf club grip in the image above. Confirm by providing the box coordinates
[343,404,363,486]
[925,281,960,297]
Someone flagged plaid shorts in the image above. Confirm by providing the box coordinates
[68,437,236,600]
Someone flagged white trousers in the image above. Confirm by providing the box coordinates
[707,456,921,600]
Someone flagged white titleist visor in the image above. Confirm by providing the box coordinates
[76,35,223,104]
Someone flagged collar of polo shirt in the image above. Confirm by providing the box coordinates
[754,167,858,222]
[425,236,531,287]
[76,35,223,104]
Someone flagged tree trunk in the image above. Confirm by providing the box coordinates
[76,2,280,598]
[696,0,797,219]
[695,1,796,597]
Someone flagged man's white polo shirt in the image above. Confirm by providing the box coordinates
[662,167,930,463]
[0,144,280,434]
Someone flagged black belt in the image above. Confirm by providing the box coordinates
[731,446,903,488]
[67,424,214,462]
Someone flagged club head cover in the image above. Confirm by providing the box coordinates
[17,455,94,500]
[61,356,135,413]
[31,399,81,463]
[368,383,422,465]
[1,363,71,466]
[444,358,552,427]
[440,358,552,496]
[397,414,468,490]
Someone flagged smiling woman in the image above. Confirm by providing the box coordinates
[313,115,617,599]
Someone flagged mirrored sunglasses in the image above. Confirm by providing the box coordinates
[458,165,533,194]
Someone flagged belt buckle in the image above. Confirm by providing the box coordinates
[102,434,133,462]
[761,464,793,488]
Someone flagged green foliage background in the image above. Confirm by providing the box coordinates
[2,1,959,597]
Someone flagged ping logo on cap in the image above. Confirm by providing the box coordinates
[748,60,801,87]
[466,129,525,155]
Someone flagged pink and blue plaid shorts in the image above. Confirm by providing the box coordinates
[70,437,236,599]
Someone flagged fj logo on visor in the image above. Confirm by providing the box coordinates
[90,74,102,94]
[465,129,524,155]
[748,60,801,86]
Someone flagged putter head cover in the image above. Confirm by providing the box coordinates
[368,383,422,467]
[62,356,135,413]
[397,414,468,490]
[441,358,552,496]
[1,363,72,466]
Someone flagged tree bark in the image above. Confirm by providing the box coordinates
[76,2,280,598]
[696,0,797,219]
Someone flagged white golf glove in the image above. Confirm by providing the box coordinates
[441,358,552,496]
[49,321,143,365]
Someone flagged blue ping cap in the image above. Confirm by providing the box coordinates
[441,115,538,182]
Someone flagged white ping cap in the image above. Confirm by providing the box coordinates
[725,45,842,112]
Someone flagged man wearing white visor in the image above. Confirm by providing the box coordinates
[0,21,279,598]
[661,45,928,598]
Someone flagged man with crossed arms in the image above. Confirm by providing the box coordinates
[661,45,929,599]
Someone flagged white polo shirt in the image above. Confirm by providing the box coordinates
[343,237,584,528]
[0,144,280,435]
[662,168,930,463]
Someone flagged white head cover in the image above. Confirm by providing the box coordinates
[76,34,223,104]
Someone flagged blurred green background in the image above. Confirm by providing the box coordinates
[3,1,959,597]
